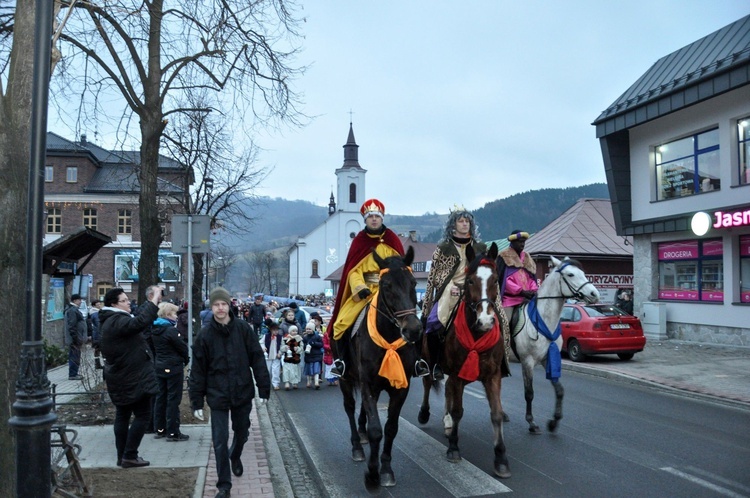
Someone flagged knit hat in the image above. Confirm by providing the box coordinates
[209,287,232,306]
[360,198,385,221]
[305,321,316,331]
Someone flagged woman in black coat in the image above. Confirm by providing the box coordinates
[151,302,190,441]
[302,322,324,389]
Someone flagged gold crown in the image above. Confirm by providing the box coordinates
[363,201,381,213]
[449,203,467,213]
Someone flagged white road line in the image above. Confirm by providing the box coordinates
[464,385,486,399]
[661,467,746,498]
[394,414,512,496]
[684,465,750,494]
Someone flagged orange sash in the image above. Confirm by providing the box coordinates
[367,291,408,389]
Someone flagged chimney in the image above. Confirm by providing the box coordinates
[409,230,417,242]
[80,134,87,144]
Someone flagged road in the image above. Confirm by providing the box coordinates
[271,363,750,497]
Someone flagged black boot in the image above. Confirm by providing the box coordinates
[427,332,444,380]
[330,336,346,377]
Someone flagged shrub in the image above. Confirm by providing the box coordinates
[44,340,68,368]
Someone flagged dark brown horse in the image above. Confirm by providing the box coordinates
[417,242,511,479]
[338,246,423,490]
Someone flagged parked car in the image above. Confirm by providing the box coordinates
[301,306,332,324]
[273,307,310,325]
[560,303,646,362]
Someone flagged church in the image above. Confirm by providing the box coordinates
[287,123,369,297]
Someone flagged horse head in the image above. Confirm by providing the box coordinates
[548,256,600,304]
[372,246,423,344]
[463,242,499,332]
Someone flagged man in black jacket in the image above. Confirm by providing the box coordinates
[65,294,88,380]
[248,294,266,334]
[190,287,271,498]
[100,285,163,468]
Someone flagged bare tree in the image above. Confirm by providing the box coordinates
[0,0,41,491]
[50,0,305,301]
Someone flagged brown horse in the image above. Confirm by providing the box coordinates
[417,242,511,479]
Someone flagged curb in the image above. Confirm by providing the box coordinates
[562,362,750,412]
[193,466,207,498]
[256,398,295,498]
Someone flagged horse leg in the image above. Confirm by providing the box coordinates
[357,405,368,445]
[340,378,365,461]
[483,376,511,479]
[379,388,409,487]
[360,385,383,491]
[444,376,465,462]
[547,380,564,433]
[418,375,432,425]
[522,359,541,434]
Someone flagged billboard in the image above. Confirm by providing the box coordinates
[114,249,182,283]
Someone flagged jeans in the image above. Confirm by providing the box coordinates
[211,403,252,491]
[113,394,152,461]
[153,371,184,435]
[68,344,81,377]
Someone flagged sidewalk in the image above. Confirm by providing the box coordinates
[47,337,750,497]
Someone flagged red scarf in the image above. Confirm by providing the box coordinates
[453,301,500,382]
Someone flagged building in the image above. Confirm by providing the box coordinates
[593,15,750,345]
[287,123,370,297]
[523,198,633,304]
[44,132,191,306]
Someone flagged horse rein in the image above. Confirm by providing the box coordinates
[369,267,418,331]
[534,262,592,301]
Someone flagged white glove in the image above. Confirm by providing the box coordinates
[193,409,204,421]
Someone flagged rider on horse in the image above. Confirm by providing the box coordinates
[329,198,429,378]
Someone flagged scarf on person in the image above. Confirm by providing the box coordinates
[526,297,562,382]
[367,288,408,389]
[453,301,500,382]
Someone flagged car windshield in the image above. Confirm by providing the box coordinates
[583,305,628,317]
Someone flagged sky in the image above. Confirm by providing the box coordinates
[47,1,750,217]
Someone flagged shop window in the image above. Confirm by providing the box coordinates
[83,208,97,231]
[46,208,61,233]
[311,260,319,278]
[739,117,750,185]
[655,129,720,200]
[657,239,723,302]
[741,236,750,303]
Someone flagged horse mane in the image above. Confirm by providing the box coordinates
[555,257,584,272]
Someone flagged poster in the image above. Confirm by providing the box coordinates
[46,278,65,321]
[114,249,182,283]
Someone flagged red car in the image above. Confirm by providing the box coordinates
[560,303,646,362]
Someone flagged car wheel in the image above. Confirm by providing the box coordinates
[567,339,585,362]
[617,353,634,361]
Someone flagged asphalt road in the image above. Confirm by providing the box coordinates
[273,363,750,497]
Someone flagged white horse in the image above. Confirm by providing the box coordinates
[510,256,599,434]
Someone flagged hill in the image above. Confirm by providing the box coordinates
[220,183,610,251]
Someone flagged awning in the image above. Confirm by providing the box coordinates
[43,227,112,275]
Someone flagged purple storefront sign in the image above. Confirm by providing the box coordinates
[658,289,699,300]
[702,240,723,257]
[658,241,698,260]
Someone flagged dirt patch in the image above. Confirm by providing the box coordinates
[69,467,198,498]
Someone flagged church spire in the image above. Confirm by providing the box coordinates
[328,191,336,216]
[342,122,362,169]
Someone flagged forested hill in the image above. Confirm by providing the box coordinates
[421,183,610,242]
[223,183,610,251]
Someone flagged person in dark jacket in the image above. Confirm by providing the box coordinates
[90,299,104,369]
[302,321,324,389]
[248,294,266,333]
[65,294,88,380]
[288,301,307,331]
[189,287,271,498]
[176,302,190,343]
[100,285,163,468]
[151,302,190,441]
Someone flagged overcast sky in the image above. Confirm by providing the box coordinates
[251,1,749,215]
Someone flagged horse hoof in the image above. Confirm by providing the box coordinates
[364,472,380,492]
[446,450,461,463]
[352,449,365,462]
[528,425,542,435]
[494,464,511,479]
[380,473,396,487]
[417,408,430,425]
[547,419,559,433]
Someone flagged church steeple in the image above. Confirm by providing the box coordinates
[328,191,336,216]
[342,122,362,169]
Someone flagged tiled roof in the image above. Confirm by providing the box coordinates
[86,164,184,195]
[524,198,632,258]
[594,15,750,136]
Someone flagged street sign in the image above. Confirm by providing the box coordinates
[171,215,211,254]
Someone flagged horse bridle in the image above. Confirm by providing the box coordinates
[369,267,418,332]
[536,261,592,301]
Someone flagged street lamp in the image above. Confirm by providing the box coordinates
[203,177,214,300]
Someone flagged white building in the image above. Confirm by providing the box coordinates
[287,124,368,296]
[594,15,750,345]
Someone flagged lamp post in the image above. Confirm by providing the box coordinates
[8,0,57,495]
[203,177,214,300]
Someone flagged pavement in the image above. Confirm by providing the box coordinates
[48,337,750,497]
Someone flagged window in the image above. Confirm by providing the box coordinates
[657,239,723,302]
[46,208,61,233]
[655,129,719,200]
[311,260,319,278]
[349,183,356,203]
[45,166,53,182]
[66,166,78,183]
[83,208,97,230]
[97,283,112,302]
[118,209,132,234]
[741,236,750,303]
[739,117,750,185]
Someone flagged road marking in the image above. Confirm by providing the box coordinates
[661,467,746,498]
[394,414,512,496]
[464,385,486,399]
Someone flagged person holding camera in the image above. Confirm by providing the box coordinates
[99,285,163,468]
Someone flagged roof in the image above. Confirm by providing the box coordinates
[43,227,112,275]
[524,199,632,258]
[594,15,750,137]
[86,164,184,194]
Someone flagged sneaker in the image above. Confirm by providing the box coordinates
[68,375,83,381]
[414,359,430,378]
[166,433,190,442]
[331,359,345,377]
[120,457,150,468]
[154,430,166,439]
